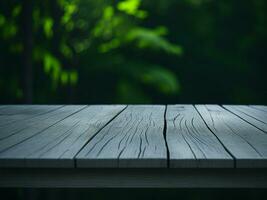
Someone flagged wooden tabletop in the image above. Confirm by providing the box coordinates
[0,104,266,169]
[1,104,267,188]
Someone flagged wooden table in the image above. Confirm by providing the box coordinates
[0,105,266,188]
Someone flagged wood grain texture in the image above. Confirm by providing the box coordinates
[0,105,126,168]
[196,105,267,168]
[223,105,267,133]
[76,105,167,168]
[0,105,86,154]
[250,105,267,113]
[166,105,233,168]
[0,105,63,127]
[0,104,266,170]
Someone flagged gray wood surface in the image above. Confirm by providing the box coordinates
[76,105,167,168]
[0,105,86,153]
[0,105,126,168]
[0,105,8,111]
[196,105,267,168]
[250,105,267,113]
[224,105,267,133]
[0,105,63,127]
[0,104,267,170]
[166,105,233,168]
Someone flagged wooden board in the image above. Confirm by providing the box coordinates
[166,105,233,168]
[1,104,267,188]
[250,105,267,113]
[76,105,167,168]
[0,105,7,110]
[0,105,126,168]
[223,105,267,133]
[0,104,267,170]
[0,105,63,127]
[196,105,267,168]
[0,105,86,153]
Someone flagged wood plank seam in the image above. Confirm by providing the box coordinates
[223,105,267,133]
[0,105,88,154]
[75,105,167,168]
[1,105,266,169]
[195,105,267,168]
[163,105,170,168]
[73,105,128,168]
[193,105,237,168]
[0,105,64,128]
[166,105,233,168]
[0,105,126,168]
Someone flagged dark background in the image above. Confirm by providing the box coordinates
[0,0,266,104]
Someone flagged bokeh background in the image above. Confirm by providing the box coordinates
[0,0,266,104]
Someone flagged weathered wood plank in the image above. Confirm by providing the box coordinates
[0,105,8,111]
[76,105,167,168]
[166,105,233,168]
[250,105,267,113]
[224,105,267,133]
[0,105,86,153]
[196,105,267,168]
[0,105,126,168]
[0,105,63,127]
[236,106,267,122]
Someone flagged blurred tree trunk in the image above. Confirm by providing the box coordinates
[22,0,33,103]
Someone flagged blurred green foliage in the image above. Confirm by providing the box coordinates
[0,0,266,104]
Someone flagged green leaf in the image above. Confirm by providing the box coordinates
[117,0,148,18]
[43,17,53,38]
[119,61,180,95]
[0,15,6,26]
[98,38,120,53]
[43,53,61,81]
[61,71,68,85]
[61,1,77,25]
[12,5,22,17]
[141,66,180,94]
[126,27,183,55]
[103,6,114,20]
[60,43,73,58]
[70,71,78,84]
[117,0,140,14]
[117,79,151,103]
[2,23,17,38]
[92,7,123,39]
